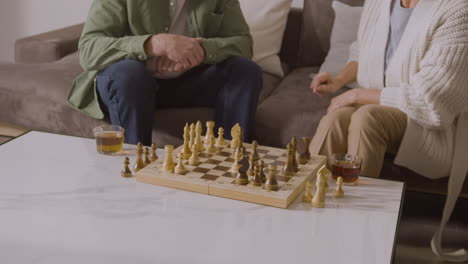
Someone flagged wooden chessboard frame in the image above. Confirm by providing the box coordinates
[136,141,327,209]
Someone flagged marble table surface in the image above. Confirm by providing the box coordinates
[0,132,404,264]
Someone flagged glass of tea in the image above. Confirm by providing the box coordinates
[93,125,125,154]
[329,153,362,184]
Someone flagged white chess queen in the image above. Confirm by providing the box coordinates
[309,0,468,262]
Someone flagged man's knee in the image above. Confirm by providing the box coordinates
[223,56,262,80]
[101,60,154,91]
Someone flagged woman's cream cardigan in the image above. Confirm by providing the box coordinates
[350,0,468,262]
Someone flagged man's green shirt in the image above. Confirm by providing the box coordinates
[68,0,253,119]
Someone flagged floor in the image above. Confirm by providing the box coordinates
[0,121,467,264]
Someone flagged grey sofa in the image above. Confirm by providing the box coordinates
[2,0,358,148]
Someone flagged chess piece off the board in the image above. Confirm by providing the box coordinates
[265,165,279,191]
[121,157,133,178]
[163,145,175,173]
[175,153,188,175]
[134,142,145,172]
[302,181,313,202]
[333,177,345,198]
[312,166,327,208]
[150,143,159,162]
[144,148,151,166]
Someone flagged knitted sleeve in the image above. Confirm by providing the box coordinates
[380,2,468,129]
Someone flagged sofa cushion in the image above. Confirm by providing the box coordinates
[255,67,348,148]
[299,0,365,67]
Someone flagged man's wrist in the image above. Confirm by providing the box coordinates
[145,34,167,57]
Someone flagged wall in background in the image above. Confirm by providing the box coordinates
[0,0,93,62]
[0,0,303,62]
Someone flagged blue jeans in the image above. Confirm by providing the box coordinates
[96,56,263,145]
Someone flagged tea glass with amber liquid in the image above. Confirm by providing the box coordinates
[93,125,125,154]
[329,153,362,184]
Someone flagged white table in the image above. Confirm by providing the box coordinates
[0,132,405,264]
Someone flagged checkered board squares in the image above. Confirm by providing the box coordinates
[136,141,327,209]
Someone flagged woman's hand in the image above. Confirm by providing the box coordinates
[327,88,382,113]
[310,72,345,97]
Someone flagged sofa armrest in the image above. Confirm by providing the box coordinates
[15,24,84,64]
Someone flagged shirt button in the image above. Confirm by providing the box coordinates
[170,2,174,6]
[165,27,169,32]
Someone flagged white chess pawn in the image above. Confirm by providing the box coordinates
[189,144,200,166]
[175,153,188,175]
[333,176,345,198]
[207,135,217,153]
[215,127,226,147]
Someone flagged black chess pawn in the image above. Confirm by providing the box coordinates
[259,160,267,183]
[144,147,152,166]
[252,166,263,187]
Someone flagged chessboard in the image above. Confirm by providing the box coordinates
[136,141,327,209]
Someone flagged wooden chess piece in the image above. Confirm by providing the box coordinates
[296,137,309,165]
[189,123,196,148]
[121,157,133,178]
[133,142,145,172]
[215,127,226,147]
[259,160,266,183]
[230,123,241,149]
[311,177,326,208]
[195,121,205,152]
[175,153,188,175]
[302,181,313,202]
[264,165,279,191]
[235,155,250,185]
[252,165,263,187]
[189,144,200,166]
[291,137,299,172]
[251,140,260,163]
[163,145,175,173]
[150,143,159,162]
[207,135,217,153]
[229,148,241,173]
[144,147,151,166]
[247,154,256,177]
[181,123,192,160]
[282,143,296,177]
[333,176,345,198]
[317,165,330,193]
[204,121,215,145]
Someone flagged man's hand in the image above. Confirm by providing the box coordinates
[157,56,188,74]
[327,88,382,113]
[145,34,205,69]
[310,72,345,97]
